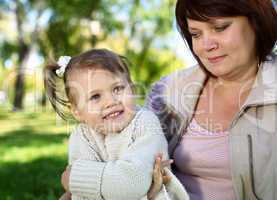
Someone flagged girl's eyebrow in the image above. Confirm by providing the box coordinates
[88,80,123,95]
[89,89,101,95]
[112,80,124,85]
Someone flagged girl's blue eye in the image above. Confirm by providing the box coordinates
[113,85,125,94]
[90,94,100,101]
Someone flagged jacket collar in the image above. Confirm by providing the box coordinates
[244,57,277,106]
[164,56,277,120]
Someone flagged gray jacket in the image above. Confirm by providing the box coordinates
[146,55,277,200]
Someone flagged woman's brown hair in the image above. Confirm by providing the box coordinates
[175,0,277,64]
[44,49,133,120]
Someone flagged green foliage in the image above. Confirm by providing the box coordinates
[127,48,184,86]
[40,0,125,58]
[0,42,18,62]
[46,0,101,19]
[0,0,186,108]
[0,107,71,199]
[108,0,184,91]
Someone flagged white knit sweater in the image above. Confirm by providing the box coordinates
[68,108,189,200]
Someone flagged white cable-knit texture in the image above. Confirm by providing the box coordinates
[68,108,189,200]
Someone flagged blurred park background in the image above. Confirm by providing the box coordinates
[0,0,196,199]
[0,0,276,199]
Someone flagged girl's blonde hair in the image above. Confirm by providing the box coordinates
[44,49,133,120]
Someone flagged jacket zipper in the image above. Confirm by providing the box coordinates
[247,134,261,200]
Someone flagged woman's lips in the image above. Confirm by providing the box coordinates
[207,55,226,64]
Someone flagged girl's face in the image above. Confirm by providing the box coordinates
[70,68,136,135]
[188,16,258,80]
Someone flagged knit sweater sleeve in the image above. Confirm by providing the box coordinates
[69,109,169,200]
[68,125,100,164]
[68,126,106,199]
[68,129,83,165]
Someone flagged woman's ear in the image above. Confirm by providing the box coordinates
[70,105,82,122]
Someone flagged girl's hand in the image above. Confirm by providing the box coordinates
[147,153,173,200]
[61,165,71,191]
[59,191,72,200]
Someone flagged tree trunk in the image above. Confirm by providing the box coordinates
[13,71,25,110]
[12,43,29,111]
[40,91,47,106]
[12,0,32,111]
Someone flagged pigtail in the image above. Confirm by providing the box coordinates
[119,55,133,82]
[43,62,73,121]
[119,55,139,95]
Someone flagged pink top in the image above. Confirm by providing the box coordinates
[173,118,236,200]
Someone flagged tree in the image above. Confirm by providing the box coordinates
[0,0,123,110]
[102,0,181,87]
[1,0,47,110]
[1,0,184,109]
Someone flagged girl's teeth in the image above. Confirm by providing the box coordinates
[107,111,120,118]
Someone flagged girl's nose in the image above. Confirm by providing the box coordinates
[104,93,119,108]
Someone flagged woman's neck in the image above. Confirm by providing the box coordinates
[211,62,259,91]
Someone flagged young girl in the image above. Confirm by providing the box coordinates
[44,49,189,200]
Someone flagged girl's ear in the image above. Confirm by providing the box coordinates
[70,106,82,122]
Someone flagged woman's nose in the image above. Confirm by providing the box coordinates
[202,35,218,51]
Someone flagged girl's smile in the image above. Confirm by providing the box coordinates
[70,68,136,135]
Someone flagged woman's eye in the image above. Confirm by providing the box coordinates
[90,94,100,101]
[190,32,200,39]
[214,24,230,32]
[113,85,125,94]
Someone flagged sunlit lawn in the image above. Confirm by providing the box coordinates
[0,106,73,200]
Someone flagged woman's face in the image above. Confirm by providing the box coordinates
[188,16,258,79]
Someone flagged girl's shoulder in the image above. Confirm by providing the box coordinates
[124,107,163,138]
[70,123,98,143]
[71,123,90,136]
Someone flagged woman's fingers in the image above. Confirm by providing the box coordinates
[162,174,171,185]
[159,156,173,185]
[153,156,162,184]
[154,156,161,173]
[147,155,164,199]
[161,159,173,168]
[61,165,72,191]
[59,192,72,200]
[148,154,174,199]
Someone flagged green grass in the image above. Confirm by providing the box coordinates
[0,107,73,199]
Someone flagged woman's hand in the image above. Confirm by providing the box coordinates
[59,191,72,200]
[147,153,173,200]
[61,165,71,192]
